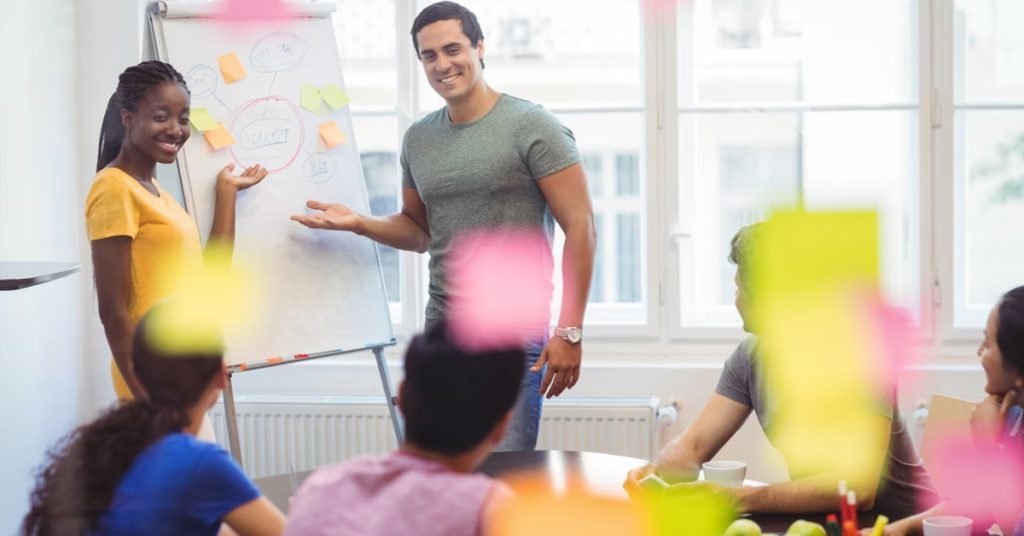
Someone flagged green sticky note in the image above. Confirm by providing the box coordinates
[189,108,219,132]
[300,84,321,114]
[320,83,350,110]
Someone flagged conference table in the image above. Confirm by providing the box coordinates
[255,449,883,533]
[478,450,885,533]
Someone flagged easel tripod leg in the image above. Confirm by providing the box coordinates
[224,373,244,468]
[373,346,404,443]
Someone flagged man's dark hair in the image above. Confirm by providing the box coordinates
[410,1,486,69]
[400,321,524,455]
[728,223,762,289]
[997,285,1024,374]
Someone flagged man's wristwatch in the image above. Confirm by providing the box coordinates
[554,326,583,344]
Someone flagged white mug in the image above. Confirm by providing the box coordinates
[922,516,972,536]
[701,460,747,487]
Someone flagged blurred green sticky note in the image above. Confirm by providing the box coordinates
[320,83,350,110]
[300,83,321,114]
[189,108,219,132]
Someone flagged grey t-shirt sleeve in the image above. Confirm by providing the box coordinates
[401,128,415,190]
[516,106,582,179]
[715,340,754,407]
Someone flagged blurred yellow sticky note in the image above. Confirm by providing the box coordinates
[753,209,879,300]
[217,52,246,83]
[301,83,322,114]
[189,108,219,132]
[147,242,262,354]
[204,123,235,150]
[320,83,350,110]
[318,121,346,148]
[749,208,884,484]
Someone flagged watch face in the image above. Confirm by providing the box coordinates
[566,327,583,344]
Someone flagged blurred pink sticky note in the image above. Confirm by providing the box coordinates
[929,437,1024,523]
[215,0,289,25]
[447,229,553,351]
[642,0,685,15]
[860,293,920,390]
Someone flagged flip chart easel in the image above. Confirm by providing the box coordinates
[144,1,403,468]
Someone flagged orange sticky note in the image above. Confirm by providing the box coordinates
[318,121,346,148]
[204,123,235,149]
[218,52,246,83]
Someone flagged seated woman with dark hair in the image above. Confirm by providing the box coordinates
[863,285,1024,536]
[22,305,285,536]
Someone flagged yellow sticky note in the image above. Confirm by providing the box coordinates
[218,52,246,83]
[301,84,322,114]
[204,123,235,150]
[753,209,879,301]
[189,108,219,132]
[318,121,346,148]
[320,83,350,110]
[749,208,884,485]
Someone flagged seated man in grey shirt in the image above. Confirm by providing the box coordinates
[625,224,940,520]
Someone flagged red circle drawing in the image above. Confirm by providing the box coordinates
[229,95,305,172]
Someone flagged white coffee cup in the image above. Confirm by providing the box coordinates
[701,460,747,487]
[922,516,972,536]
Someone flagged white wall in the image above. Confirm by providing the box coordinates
[0,0,148,530]
[0,0,85,532]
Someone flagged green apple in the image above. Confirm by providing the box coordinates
[784,519,827,536]
[724,518,763,536]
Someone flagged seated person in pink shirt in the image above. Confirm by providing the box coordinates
[285,320,525,536]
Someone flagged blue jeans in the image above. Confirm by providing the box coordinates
[495,338,545,451]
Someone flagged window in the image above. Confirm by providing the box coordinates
[952,0,1024,327]
[328,0,1020,342]
[677,0,920,328]
[334,0,402,319]
[360,151,401,302]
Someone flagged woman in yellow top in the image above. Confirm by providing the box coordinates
[86,60,267,400]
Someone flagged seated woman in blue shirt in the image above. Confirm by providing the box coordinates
[22,304,285,535]
[864,285,1024,536]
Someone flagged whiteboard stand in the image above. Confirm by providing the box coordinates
[221,343,403,469]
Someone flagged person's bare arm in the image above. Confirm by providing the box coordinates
[733,414,891,514]
[531,163,596,398]
[220,497,285,536]
[207,164,268,253]
[625,394,752,493]
[91,237,146,398]
[291,187,430,253]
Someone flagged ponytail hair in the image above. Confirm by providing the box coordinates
[96,93,123,173]
[95,60,190,172]
[22,304,222,535]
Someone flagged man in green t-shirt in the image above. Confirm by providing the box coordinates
[292,2,596,450]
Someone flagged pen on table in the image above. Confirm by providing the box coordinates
[870,514,889,536]
[826,513,841,536]
[846,491,859,532]
[838,480,849,527]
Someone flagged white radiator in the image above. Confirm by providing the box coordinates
[210,395,669,479]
